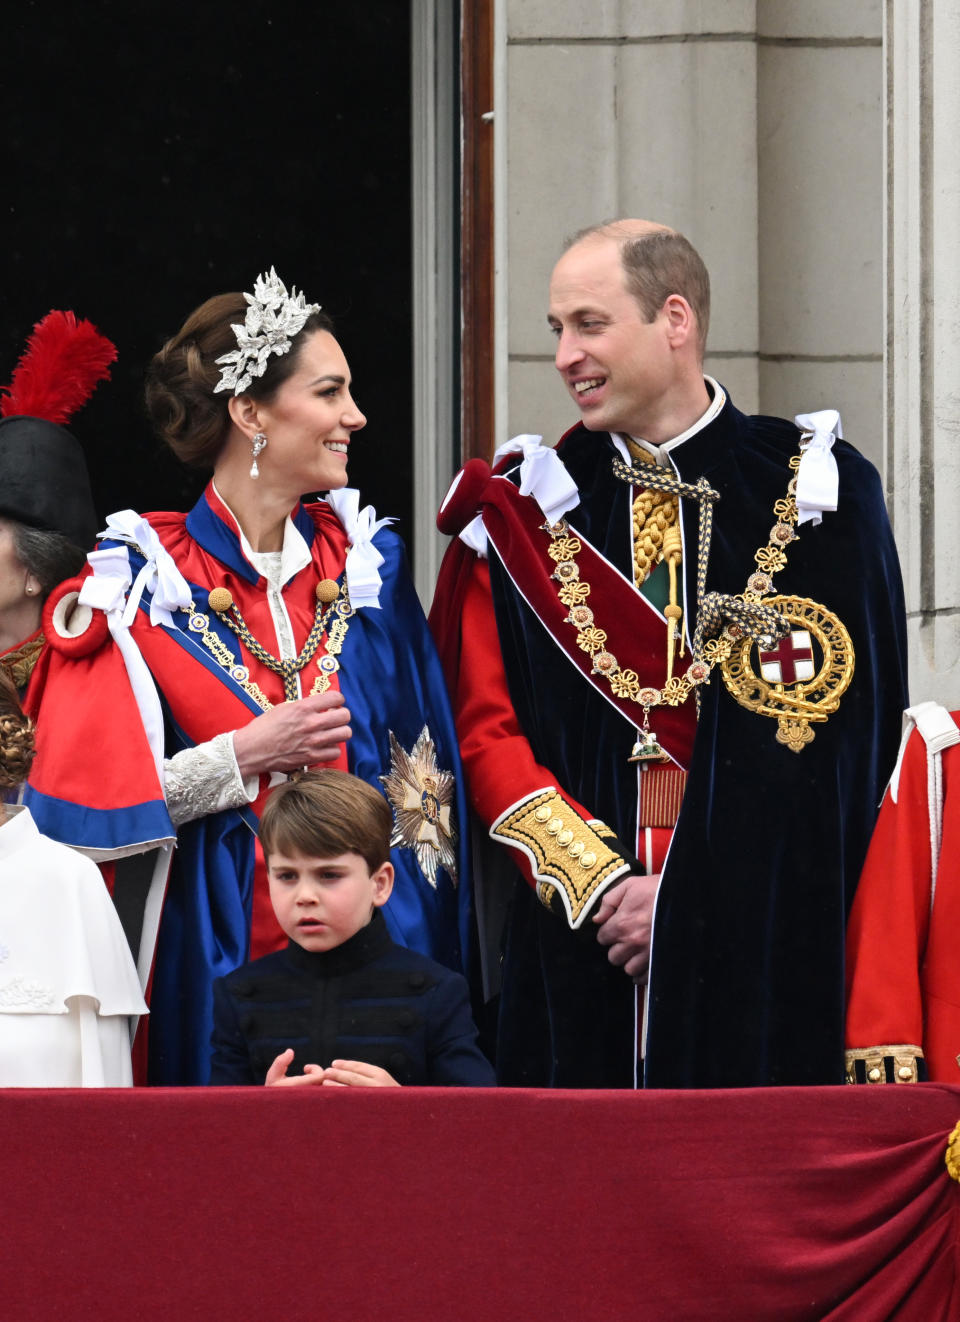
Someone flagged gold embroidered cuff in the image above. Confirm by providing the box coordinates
[490,789,630,929]
[844,1045,924,1085]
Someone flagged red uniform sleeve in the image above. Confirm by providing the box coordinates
[450,556,633,929]
[844,726,931,1082]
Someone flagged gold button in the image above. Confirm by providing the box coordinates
[534,804,552,823]
[897,1066,913,1081]
[207,587,233,613]
[568,841,584,858]
[579,851,597,869]
[546,817,563,835]
[316,578,339,604]
[868,1067,882,1082]
[557,828,574,846]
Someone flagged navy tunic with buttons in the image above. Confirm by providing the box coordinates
[210,910,495,1086]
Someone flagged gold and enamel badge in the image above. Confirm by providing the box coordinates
[720,594,854,751]
[380,727,458,887]
[716,451,855,751]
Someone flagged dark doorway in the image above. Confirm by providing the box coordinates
[2,3,414,546]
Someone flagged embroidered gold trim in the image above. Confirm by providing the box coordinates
[844,1045,923,1085]
[492,789,628,926]
[0,633,45,689]
[946,1123,960,1183]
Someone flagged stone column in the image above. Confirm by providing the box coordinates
[886,0,960,704]
[503,1,760,445]
[756,2,884,469]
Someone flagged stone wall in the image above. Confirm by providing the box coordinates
[500,1,959,704]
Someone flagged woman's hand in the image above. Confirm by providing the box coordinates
[233,691,352,778]
[321,1060,401,1088]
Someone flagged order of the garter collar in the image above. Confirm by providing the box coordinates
[214,267,321,396]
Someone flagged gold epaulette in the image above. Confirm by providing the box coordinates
[844,1045,924,1085]
[490,789,630,929]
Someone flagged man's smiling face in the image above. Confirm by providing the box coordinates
[548,236,676,439]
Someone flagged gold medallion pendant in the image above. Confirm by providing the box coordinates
[719,594,854,751]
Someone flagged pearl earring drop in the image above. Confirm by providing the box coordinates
[250,432,268,479]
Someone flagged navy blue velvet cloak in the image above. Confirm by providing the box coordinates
[485,393,907,1087]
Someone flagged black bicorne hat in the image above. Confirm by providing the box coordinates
[0,415,99,550]
[0,310,116,552]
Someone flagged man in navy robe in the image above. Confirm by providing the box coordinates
[432,220,907,1088]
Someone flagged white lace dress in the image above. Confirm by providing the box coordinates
[0,807,147,1086]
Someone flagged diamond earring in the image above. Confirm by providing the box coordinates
[250,431,268,479]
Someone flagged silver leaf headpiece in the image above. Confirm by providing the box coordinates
[214,267,322,396]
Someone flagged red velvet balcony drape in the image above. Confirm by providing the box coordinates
[2,1084,958,1321]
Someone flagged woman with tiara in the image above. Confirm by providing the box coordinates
[0,665,145,1085]
[26,271,470,1085]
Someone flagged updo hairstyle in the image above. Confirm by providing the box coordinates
[144,293,335,470]
[0,665,35,790]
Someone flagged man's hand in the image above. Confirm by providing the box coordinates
[320,1060,401,1088]
[264,1048,326,1087]
[592,873,660,981]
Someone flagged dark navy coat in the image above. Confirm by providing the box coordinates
[210,910,495,1086]
[481,392,907,1088]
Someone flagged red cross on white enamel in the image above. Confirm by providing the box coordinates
[758,629,815,684]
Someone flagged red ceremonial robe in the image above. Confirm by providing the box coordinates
[846,708,960,1084]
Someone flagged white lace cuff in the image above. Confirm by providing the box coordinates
[164,732,258,828]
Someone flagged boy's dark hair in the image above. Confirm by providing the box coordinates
[259,770,392,873]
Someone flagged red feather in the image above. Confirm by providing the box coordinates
[0,309,117,424]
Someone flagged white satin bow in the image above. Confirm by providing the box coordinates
[493,433,580,526]
[74,511,184,781]
[325,488,395,609]
[794,410,842,526]
[79,511,193,627]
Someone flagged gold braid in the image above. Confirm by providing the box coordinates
[631,489,679,587]
[626,441,684,681]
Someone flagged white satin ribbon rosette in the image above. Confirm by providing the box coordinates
[794,409,842,527]
[77,511,194,781]
[325,488,395,610]
[459,433,581,555]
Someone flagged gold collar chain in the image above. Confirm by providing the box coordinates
[185,580,354,710]
[545,446,805,761]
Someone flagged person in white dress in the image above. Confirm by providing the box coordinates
[0,666,145,1086]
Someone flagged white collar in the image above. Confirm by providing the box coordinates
[211,481,312,584]
[0,804,36,858]
[611,375,727,467]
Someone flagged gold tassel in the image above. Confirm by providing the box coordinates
[662,525,683,678]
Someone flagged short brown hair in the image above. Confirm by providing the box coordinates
[144,292,335,470]
[567,222,711,352]
[259,770,392,874]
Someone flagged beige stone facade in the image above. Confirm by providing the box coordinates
[493,1,957,704]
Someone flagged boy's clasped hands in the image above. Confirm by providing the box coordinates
[265,1048,400,1088]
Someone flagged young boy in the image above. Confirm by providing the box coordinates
[210,770,494,1086]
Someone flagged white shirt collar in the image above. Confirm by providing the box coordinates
[211,481,312,584]
[610,375,727,467]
